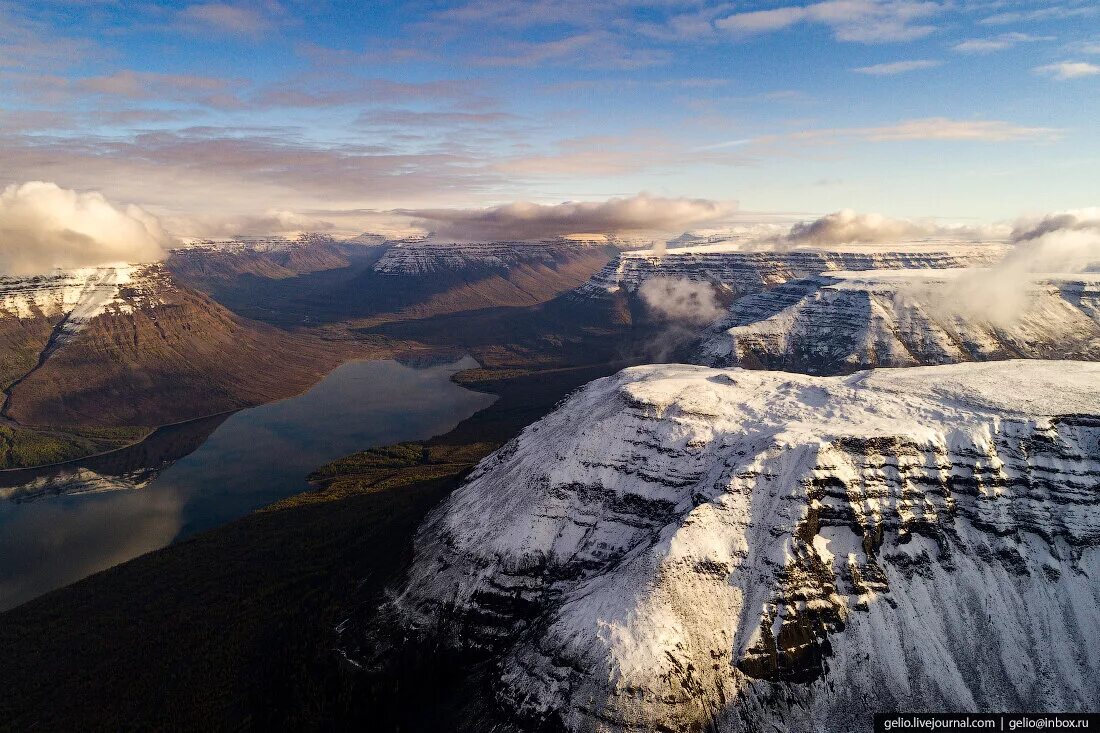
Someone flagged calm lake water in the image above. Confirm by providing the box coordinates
[0,357,496,612]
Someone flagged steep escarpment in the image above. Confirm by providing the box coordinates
[578,241,1007,298]
[698,270,1100,373]
[0,264,363,429]
[168,235,357,282]
[375,361,1100,732]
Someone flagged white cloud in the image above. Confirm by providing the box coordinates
[981,5,1099,25]
[718,1,943,43]
[0,182,170,275]
[1011,207,1100,242]
[952,32,1051,54]
[786,209,931,244]
[174,3,276,38]
[397,193,736,241]
[852,59,941,75]
[1034,61,1100,80]
[767,117,1059,144]
[638,277,724,324]
[784,208,1004,245]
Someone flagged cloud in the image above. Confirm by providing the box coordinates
[0,129,505,219]
[174,3,276,38]
[786,209,932,244]
[1034,62,1100,80]
[163,209,337,238]
[718,1,943,43]
[784,208,1003,245]
[852,59,941,75]
[1010,208,1100,242]
[741,118,1060,152]
[0,182,171,275]
[356,109,520,129]
[397,193,736,241]
[981,4,1099,25]
[793,117,1058,142]
[638,277,724,324]
[919,210,1100,326]
[952,32,1051,54]
[470,32,672,70]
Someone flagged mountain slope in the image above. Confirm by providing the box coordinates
[0,264,363,431]
[169,238,618,328]
[376,360,1100,732]
[698,270,1100,373]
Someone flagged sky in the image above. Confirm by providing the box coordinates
[0,0,1098,238]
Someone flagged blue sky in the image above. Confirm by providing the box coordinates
[0,0,1098,235]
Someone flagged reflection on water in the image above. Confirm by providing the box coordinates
[0,357,495,612]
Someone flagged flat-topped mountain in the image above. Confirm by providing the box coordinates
[697,269,1100,373]
[578,241,1008,297]
[170,236,620,328]
[373,360,1100,732]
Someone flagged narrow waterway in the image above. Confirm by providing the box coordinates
[0,356,495,612]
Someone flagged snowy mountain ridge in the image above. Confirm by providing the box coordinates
[371,238,614,275]
[578,241,1008,296]
[0,264,170,341]
[382,360,1100,732]
[697,269,1100,373]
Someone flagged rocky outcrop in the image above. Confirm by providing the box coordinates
[382,361,1100,732]
[698,271,1100,373]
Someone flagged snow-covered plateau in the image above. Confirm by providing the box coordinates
[371,238,612,276]
[385,360,1100,732]
[698,270,1100,374]
[578,241,1008,296]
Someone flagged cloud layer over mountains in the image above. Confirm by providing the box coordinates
[398,193,735,241]
[784,208,1003,245]
[0,182,169,275]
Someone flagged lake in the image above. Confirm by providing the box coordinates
[0,356,496,612]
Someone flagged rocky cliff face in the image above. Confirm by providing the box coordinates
[577,242,1007,298]
[698,270,1100,374]
[381,361,1100,732]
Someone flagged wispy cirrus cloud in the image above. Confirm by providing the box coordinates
[852,59,941,75]
[172,2,282,39]
[952,32,1052,54]
[717,1,944,43]
[980,4,1099,25]
[751,117,1060,145]
[1034,61,1100,80]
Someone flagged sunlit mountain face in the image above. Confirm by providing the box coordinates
[1,2,1098,732]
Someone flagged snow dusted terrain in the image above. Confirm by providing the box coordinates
[385,360,1100,732]
[0,264,168,341]
[372,238,612,275]
[698,270,1100,373]
[577,241,1008,296]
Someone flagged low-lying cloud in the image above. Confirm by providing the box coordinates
[917,208,1100,325]
[638,277,724,324]
[783,209,1004,246]
[787,209,933,245]
[0,182,170,275]
[397,193,735,241]
[1011,207,1100,243]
